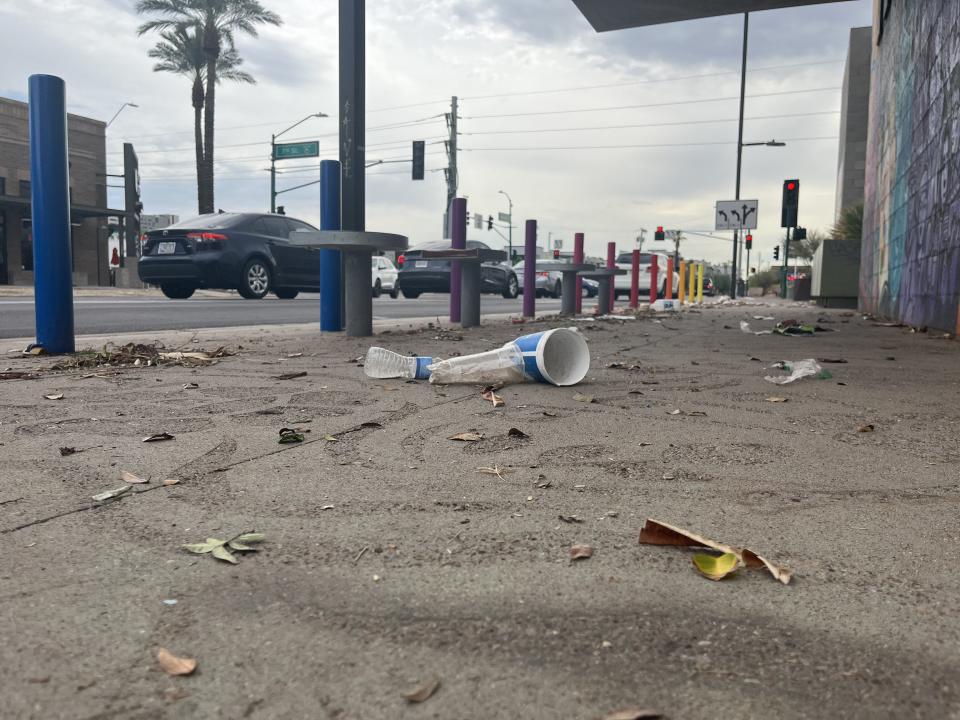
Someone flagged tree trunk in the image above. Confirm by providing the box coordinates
[201,22,219,214]
[192,76,205,215]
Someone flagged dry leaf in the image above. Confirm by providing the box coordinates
[143,432,175,443]
[273,371,307,380]
[449,432,483,442]
[481,387,505,408]
[477,466,508,479]
[542,410,558,417]
[600,709,663,720]
[44,393,64,400]
[741,548,794,585]
[121,471,149,484]
[323,434,338,442]
[157,648,196,676]
[163,478,180,486]
[360,421,382,428]
[287,352,303,358]
[403,675,440,703]
[570,544,594,560]
[59,447,77,456]
[507,427,529,439]
[857,424,875,433]
[766,397,789,403]
[559,514,583,524]
[667,409,682,415]
[182,382,199,390]
[692,552,739,581]
[92,485,131,503]
[573,393,596,403]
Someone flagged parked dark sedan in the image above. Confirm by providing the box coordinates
[138,212,318,299]
[396,240,519,299]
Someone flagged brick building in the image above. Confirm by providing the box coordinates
[0,96,117,286]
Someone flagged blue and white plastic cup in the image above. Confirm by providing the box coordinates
[511,327,590,386]
[413,357,433,379]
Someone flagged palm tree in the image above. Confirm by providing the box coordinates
[147,23,254,213]
[137,0,282,213]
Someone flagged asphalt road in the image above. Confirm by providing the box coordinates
[0,294,597,338]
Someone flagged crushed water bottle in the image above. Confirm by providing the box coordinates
[363,347,433,380]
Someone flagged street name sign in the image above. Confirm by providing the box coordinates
[498,212,511,223]
[715,199,758,230]
[274,141,320,160]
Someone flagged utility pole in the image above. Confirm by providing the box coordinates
[443,96,458,238]
[731,12,749,299]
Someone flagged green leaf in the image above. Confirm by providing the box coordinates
[233,532,264,544]
[228,532,264,551]
[182,538,226,554]
[691,552,739,581]
[211,545,238,564]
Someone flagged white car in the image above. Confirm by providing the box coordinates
[613,252,680,299]
[372,255,399,298]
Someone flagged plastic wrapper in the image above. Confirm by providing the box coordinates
[764,358,823,384]
[427,344,526,385]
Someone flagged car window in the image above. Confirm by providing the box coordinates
[168,213,245,229]
[286,218,317,232]
[245,218,269,234]
[381,257,395,270]
[260,217,290,239]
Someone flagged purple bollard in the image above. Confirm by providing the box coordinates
[606,242,616,312]
[523,219,537,318]
[450,198,466,324]
[574,232,584,314]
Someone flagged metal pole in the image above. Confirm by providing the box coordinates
[606,242,616,311]
[573,231,584,314]
[646,251,657,306]
[270,134,276,213]
[319,159,342,332]
[343,249,372,337]
[731,11,749,299]
[523,220,536,318]
[339,0,364,329]
[781,227,790,297]
[444,97,458,238]
[665,257,674,299]
[507,195,513,261]
[631,248,641,308]
[29,75,75,353]
[450,197,465,324]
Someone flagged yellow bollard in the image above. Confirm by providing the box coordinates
[688,262,696,302]
[697,263,704,303]
[678,261,686,304]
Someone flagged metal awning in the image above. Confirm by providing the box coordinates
[571,0,855,31]
[0,194,125,222]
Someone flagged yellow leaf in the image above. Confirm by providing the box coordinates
[157,648,197,676]
[691,552,739,581]
[449,432,482,442]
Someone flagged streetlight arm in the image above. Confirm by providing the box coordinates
[106,102,138,128]
[275,112,328,140]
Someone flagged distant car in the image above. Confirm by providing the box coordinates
[138,212,318,300]
[612,252,680,299]
[582,278,599,297]
[513,261,562,298]
[372,255,399,298]
[702,276,716,296]
[396,240,519,299]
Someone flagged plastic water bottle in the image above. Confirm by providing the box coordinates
[363,347,433,379]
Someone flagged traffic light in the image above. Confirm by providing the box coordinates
[411,140,425,180]
[773,245,780,261]
[487,215,493,230]
[553,248,560,259]
[654,225,665,242]
[123,142,141,261]
[793,226,807,241]
[745,234,753,250]
[781,179,799,228]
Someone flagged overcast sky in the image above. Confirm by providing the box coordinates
[2,0,872,265]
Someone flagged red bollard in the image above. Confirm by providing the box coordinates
[630,248,640,308]
[574,232,584,314]
[606,242,616,312]
[665,257,674,300]
[649,254,659,305]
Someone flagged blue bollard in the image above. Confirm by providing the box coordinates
[29,74,74,353]
[319,159,342,331]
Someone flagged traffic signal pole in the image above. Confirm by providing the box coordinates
[781,227,791,298]
[731,12,749,299]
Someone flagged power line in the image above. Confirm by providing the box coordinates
[461,110,840,136]
[461,135,837,152]
[463,87,842,120]
[460,58,845,101]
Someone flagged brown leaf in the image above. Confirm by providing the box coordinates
[44,393,64,400]
[570,544,594,560]
[163,478,180,486]
[765,397,789,403]
[273,371,307,380]
[559,514,583,524]
[741,548,793,585]
[402,675,440,703]
[481,387,505,408]
[857,424,875,433]
[121,471,149,484]
[361,421,383,428]
[143,432,175,443]
[157,648,197,676]
[599,708,663,720]
[507,427,529,439]
[449,432,483,442]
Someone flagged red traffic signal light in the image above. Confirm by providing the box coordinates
[656,226,663,232]
[786,181,796,191]
[654,226,665,242]
[553,249,560,259]
[745,233,753,250]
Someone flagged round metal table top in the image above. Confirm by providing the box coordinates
[534,262,596,273]
[579,267,627,279]
[288,230,408,252]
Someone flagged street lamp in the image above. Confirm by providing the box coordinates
[498,189,513,261]
[106,102,138,128]
[733,136,786,295]
[271,112,327,213]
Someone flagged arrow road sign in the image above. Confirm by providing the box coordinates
[715,199,758,230]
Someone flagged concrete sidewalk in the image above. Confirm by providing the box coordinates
[1,303,958,719]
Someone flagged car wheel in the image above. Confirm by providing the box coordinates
[552,279,562,299]
[389,288,399,299]
[275,288,299,300]
[160,283,196,300]
[402,289,421,299]
[372,279,382,298]
[238,257,271,299]
[502,274,519,299]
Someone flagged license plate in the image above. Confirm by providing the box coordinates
[157,242,177,255]
[415,260,428,268]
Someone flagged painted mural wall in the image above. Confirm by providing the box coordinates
[860,0,960,332]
